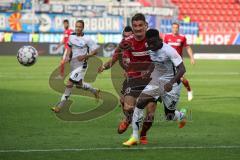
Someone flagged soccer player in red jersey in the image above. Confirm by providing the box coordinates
[99,14,157,144]
[116,13,158,144]
[98,26,133,107]
[98,26,133,110]
[164,22,195,101]
[55,19,74,78]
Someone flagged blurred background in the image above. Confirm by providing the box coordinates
[0,0,240,58]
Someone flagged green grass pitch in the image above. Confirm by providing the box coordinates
[0,55,240,160]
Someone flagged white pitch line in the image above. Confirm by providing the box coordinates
[0,146,240,153]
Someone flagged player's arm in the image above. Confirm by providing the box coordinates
[98,48,120,73]
[78,38,100,61]
[98,57,116,73]
[55,36,65,50]
[142,62,155,79]
[186,46,195,65]
[165,62,186,92]
[183,36,195,65]
[64,44,72,61]
[77,47,99,61]
[56,41,63,49]
[117,39,132,70]
[98,39,131,73]
[63,36,73,62]
[118,49,128,70]
[86,47,100,58]
[164,48,186,92]
[87,38,100,58]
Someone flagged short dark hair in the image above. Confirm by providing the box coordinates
[63,19,69,23]
[172,22,180,27]
[123,26,133,32]
[131,13,146,23]
[76,20,84,28]
[146,29,160,39]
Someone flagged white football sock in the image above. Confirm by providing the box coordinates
[82,82,96,94]
[132,107,144,140]
[61,87,72,101]
[57,87,72,108]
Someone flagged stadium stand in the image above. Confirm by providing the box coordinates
[171,0,240,34]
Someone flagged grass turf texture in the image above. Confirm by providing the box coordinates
[0,56,240,159]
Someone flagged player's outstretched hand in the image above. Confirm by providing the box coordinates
[98,65,105,73]
[164,82,173,92]
[54,45,61,51]
[190,58,195,65]
[78,55,88,61]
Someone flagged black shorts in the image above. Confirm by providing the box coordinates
[121,77,152,98]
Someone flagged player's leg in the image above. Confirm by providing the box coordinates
[74,66,100,99]
[123,78,159,146]
[140,78,161,141]
[123,93,156,146]
[162,83,187,128]
[118,95,135,134]
[51,80,74,113]
[51,65,81,112]
[140,101,157,144]
[76,82,100,99]
[119,77,154,135]
[118,78,136,134]
[181,75,193,101]
[163,102,187,128]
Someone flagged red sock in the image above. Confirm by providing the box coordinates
[140,121,153,137]
[182,78,191,92]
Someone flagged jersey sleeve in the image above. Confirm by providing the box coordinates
[122,50,131,66]
[167,46,183,67]
[86,37,99,52]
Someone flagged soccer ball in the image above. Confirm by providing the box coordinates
[17,46,38,66]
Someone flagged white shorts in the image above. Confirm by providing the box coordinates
[141,78,181,110]
[69,66,86,83]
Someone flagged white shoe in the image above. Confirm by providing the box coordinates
[188,91,193,101]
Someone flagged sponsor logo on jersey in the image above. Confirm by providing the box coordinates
[177,39,181,42]
[168,42,181,46]
[131,51,149,56]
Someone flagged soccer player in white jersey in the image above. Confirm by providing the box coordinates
[51,20,100,113]
[123,29,187,146]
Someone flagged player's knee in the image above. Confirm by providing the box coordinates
[66,83,74,88]
[146,102,157,111]
[123,103,134,111]
[75,85,81,89]
[75,81,84,89]
[119,97,124,108]
[136,95,155,109]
